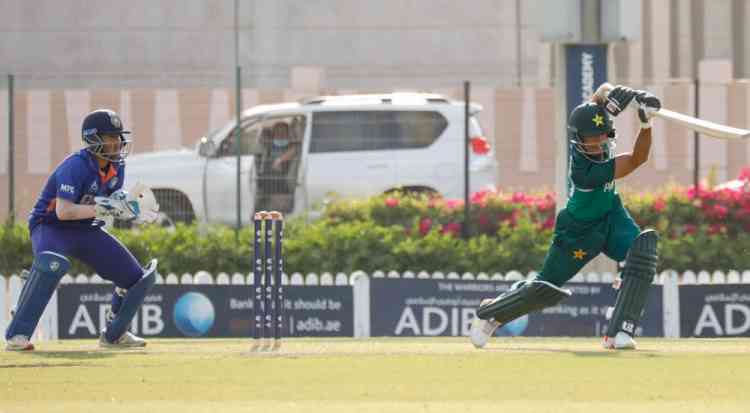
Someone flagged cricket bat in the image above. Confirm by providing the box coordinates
[593,83,750,140]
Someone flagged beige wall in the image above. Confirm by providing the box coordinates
[2,0,746,90]
[0,0,544,89]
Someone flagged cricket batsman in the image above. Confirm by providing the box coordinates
[470,85,662,350]
[5,109,158,351]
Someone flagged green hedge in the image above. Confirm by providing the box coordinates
[2,172,750,274]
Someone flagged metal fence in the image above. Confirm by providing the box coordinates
[0,73,490,227]
[3,74,750,226]
[1,75,12,223]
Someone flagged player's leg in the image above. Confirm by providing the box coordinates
[602,207,657,349]
[602,201,641,263]
[476,242,593,319]
[469,244,583,349]
[100,260,157,348]
[5,225,74,351]
[470,277,573,348]
[76,228,158,348]
[470,212,604,348]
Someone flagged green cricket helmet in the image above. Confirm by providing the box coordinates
[567,102,617,163]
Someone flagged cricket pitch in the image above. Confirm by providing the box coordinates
[1,337,749,413]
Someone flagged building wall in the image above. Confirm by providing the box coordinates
[0,0,546,89]
[0,0,747,90]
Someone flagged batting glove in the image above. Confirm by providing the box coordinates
[635,92,661,129]
[605,85,638,117]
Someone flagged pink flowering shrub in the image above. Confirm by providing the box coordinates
[321,168,750,272]
[324,188,558,238]
[5,170,750,274]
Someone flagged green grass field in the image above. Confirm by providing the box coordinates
[1,337,749,413]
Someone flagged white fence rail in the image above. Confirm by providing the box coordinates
[2,269,749,342]
[5,269,750,287]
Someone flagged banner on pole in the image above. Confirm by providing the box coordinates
[57,285,353,338]
[680,285,750,337]
[369,278,662,337]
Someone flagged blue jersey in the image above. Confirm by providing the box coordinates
[29,149,124,229]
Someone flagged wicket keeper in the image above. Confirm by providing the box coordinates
[5,109,158,351]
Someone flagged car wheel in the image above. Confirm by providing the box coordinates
[386,186,441,198]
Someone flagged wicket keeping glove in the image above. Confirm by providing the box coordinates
[95,190,139,221]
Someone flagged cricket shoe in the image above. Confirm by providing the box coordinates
[470,299,501,349]
[602,331,637,350]
[5,335,34,351]
[99,330,147,349]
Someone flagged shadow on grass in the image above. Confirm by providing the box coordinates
[30,350,118,359]
[0,362,96,369]
[23,349,147,361]
[485,347,664,358]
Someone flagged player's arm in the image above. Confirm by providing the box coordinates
[55,197,97,220]
[613,91,661,179]
[614,127,652,179]
[53,158,96,220]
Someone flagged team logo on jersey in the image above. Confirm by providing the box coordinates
[572,249,587,260]
[109,113,122,129]
[88,181,99,193]
[592,114,605,127]
[50,261,60,271]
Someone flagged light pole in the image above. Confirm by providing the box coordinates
[234,0,243,235]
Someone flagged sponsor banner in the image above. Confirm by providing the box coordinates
[680,285,750,337]
[564,44,608,193]
[57,285,353,339]
[370,279,662,337]
[565,44,608,116]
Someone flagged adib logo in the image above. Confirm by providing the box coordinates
[173,292,215,337]
[497,315,529,337]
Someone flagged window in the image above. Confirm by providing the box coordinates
[310,111,447,153]
[217,120,263,157]
[393,111,449,149]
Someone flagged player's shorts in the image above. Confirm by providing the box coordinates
[537,197,640,286]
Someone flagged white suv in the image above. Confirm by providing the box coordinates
[125,93,498,225]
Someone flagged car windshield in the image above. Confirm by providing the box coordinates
[206,121,236,142]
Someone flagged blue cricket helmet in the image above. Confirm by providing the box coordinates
[81,109,132,163]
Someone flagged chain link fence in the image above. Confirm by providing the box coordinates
[3,73,750,227]
[1,75,13,223]
[0,73,499,228]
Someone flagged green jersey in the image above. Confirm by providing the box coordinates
[565,150,617,221]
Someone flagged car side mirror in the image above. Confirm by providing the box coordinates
[198,137,216,157]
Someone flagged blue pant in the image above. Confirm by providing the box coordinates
[30,224,143,289]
